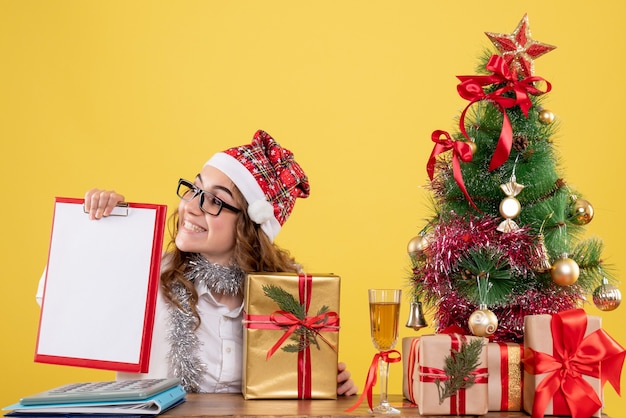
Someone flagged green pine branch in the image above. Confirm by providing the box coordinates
[262,284,306,319]
[455,247,513,305]
[435,338,485,404]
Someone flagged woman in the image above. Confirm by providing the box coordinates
[80,130,356,395]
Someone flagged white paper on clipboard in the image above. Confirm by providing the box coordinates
[35,197,167,373]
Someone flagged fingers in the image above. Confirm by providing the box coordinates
[337,361,347,373]
[84,189,125,220]
[337,377,358,396]
[337,362,358,396]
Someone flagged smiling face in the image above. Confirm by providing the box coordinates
[174,165,242,265]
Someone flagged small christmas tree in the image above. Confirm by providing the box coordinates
[408,14,622,342]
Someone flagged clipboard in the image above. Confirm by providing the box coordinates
[35,197,168,373]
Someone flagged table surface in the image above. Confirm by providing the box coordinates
[160,393,544,417]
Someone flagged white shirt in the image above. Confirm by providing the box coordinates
[36,268,245,393]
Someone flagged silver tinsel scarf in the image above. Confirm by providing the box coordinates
[186,253,245,296]
[167,253,244,392]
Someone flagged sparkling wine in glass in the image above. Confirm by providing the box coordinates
[368,289,401,414]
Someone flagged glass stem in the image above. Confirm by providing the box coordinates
[378,356,390,407]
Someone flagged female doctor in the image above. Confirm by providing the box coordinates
[38,130,356,396]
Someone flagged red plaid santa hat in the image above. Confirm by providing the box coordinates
[204,130,310,242]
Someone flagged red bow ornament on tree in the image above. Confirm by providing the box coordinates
[456,54,551,171]
[427,130,476,210]
[524,309,626,418]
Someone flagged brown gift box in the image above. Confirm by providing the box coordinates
[402,334,489,415]
[402,336,420,404]
[487,341,523,411]
[242,273,340,399]
[523,312,602,417]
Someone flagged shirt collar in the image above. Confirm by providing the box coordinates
[195,279,244,318]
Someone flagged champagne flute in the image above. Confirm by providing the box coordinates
[368,289,401,414]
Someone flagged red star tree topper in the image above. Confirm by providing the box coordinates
[485,13,556,78]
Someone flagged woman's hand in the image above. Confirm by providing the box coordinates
[84,188,125,220]
[337,361,358,396]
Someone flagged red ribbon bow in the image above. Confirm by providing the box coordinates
[456,54,551,171]
[266,310,339,360]
[524,309,626,418]
[427,130,476,210]
[345,350,401,412]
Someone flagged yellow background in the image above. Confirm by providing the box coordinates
[1,1,625,414]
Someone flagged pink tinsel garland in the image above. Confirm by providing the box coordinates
[411,213,582,342]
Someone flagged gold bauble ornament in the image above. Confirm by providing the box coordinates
[570,198,594,225]
[538,109,555,124]
[593,279,622,311]
[499,196,521,219]
[407,234,430,257]
[468,305,498,337]
[551,256,580,286]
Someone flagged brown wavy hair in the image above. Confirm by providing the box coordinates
[160,185,300,324]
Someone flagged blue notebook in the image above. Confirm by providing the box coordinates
[3,384,186,416]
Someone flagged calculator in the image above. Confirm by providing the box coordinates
[19,378,181,406]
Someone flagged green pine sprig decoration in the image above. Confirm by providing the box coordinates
[262,284,330,353]
[262,284,306,319]
[435,338,485,405]
[455,246,513,305]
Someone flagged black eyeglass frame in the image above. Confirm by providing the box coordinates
[176,178,241,216]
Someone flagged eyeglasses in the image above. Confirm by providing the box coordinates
[176,178,241,216]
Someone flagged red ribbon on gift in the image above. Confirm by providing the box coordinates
[345,349,401,412]
[524,309,626,418]
[427,130,477,210]
[439,324,468,335]
[456,54,551,171]
[418,334,488,415]
[265,310,339,359]
[419,365,489,415]
[243,273,340,399]
[406,338,420,404]
[406,330,466,405]
[494,342,524,411]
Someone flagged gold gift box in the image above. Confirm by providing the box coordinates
[242,273,340,399]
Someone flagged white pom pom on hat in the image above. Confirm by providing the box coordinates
[204,130,310,242]
[247,199,274,224]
